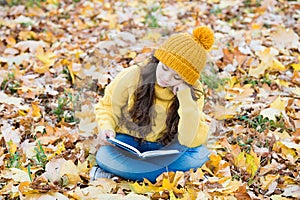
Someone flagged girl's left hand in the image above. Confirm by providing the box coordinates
[172,83,189,95]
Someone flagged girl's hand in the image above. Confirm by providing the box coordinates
[172,83,189,95]
[98,129,116,145]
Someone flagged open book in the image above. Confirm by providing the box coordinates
[107,137,180,158]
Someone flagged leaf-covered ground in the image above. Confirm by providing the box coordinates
[0,0,299,199]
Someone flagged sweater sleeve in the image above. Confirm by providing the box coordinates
[94,66,140,132]
[176,84,209,147]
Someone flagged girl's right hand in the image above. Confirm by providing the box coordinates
[98,129,116,145]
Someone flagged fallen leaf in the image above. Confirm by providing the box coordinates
[271,26,300,51]
[14,40,48,53]
[1,121,21,147]
[282,185,300,198]
[212,103,239,120]
[2,168,31,182]
[60,160,82,185]
[31,102,41,119]
[249,62,269,78]
[291,63,300,71]
[43,158,66,182]
[260,96,287,121]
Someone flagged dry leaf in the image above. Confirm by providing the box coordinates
[271,26,300,51]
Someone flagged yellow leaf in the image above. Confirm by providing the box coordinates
[221,179,242,194]
[234,150,260,178]
[235,152,246,168]
[8,141,17,155]
[228,76,238,88]
[291,63,300,71]
[18,31,37,40]
[249,62,268,78]
[273,141,297,162]
[216,160,231,178]
[18,110,28,116]
[201,164,214,176]
[60,160,81,185]
[270,96,286,111]
[207,154,222,171]
[170,191,179,200]
[261,96,287,120]
[189,168,204,181]
[47,142,65,160]
[47,0,59,4]
[275,79,289,87]
[130,181,155,194]
[77,161,89,173]
[6,36,16,47]
[67,62,82,84]
[270,59,286,71]
[261,174,279,190]
[31,102,41,118]
[36,51,56,66]
[34,47,56,74]
[33,63,49,74]
[251,23,262,30]
[246,150,260,177]
[127,51,137,59]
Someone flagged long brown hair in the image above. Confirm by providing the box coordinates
[119,56,202,145]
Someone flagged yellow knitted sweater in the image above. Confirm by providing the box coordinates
[94,65,209,147]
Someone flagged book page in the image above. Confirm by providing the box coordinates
[107,137,142,157]
[140,149,180,158]
[108,137,180,158]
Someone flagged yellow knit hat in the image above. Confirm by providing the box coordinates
[154,26,214,85]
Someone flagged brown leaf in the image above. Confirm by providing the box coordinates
[234,183,252,200]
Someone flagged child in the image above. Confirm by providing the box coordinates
[91,26,214,182]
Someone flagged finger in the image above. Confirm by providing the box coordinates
[101,136,112,145]
[106,130,115,138]
[99,131,111,144]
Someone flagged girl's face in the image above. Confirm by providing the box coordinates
[156,62,184,87]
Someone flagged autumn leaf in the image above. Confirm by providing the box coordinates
[60,160,82,185]
[271,26,300,51]
[291,63,300,71]
[234,150,260,178]
[34,46,56,74]
[30,102,41,119]
[212,103,239,120]
[260,96,287,121]
[2,168,31,182]
[1,121,21,147]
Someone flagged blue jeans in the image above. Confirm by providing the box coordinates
[96,133,210,182]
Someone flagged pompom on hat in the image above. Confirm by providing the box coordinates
[154,26,214,85]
